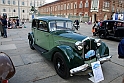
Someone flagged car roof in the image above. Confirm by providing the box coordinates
[103,20,124,22]
[34,16,72,22]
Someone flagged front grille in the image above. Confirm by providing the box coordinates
[82,38,97,61]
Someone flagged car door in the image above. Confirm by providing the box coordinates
[36,20,50,50]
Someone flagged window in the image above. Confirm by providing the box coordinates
[13,9,16,12]
[74,2,77,9]
[30,2,32,6]
[64,4,66,10]
[38,20,48,31]
[49,21,72,32]
[22,10,25,13]
[85,0,89,7]
[92,0,98,8]
[22,2,24,5]
[79,1,83,8]
[3,9,6,12]
[13,1,15,5]
[103,1,109,8]
[2,0,5,4]
[8,0,10,4]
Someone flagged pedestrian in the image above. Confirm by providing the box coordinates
[0,15,4,36]
[118,39,124,83]
[74,19,79,30]
[16,18,19,28]
[92,21,98,36]
[8,18,11,29]
[1,16,7,38]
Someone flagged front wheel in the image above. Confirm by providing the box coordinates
[29,39,35,50]
[53,52,70,79]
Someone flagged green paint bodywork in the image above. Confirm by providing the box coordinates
[28,16,109,69]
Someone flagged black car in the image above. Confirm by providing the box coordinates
[96,20,124,39]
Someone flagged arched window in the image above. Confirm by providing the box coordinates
[13,9,16,12]
[22,10,25,13]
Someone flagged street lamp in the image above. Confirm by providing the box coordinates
[18,0,20,25]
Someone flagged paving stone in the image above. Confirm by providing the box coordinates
[0,44,16,50]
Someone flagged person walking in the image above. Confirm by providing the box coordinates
[74,19,79,30]
[0,15,4,36]
[1,16,7,38]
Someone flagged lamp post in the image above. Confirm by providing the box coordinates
[18,0,20,24]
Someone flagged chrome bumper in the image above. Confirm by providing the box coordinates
[99,55,112,63]
[70,55,112,75]
[70,64,89,74]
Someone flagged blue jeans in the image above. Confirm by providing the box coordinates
[3,26,7,37]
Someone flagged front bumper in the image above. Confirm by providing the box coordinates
[70,55,112,75]
[99,55,112,63]
[70,64,89,75]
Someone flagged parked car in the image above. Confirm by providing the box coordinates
[95,20,124,39]
[0,52,15,83]
[28,16,112,79]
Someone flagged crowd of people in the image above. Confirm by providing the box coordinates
[8,18,19,29]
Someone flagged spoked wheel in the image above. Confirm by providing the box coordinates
[29,39,35,50]
[53,52,70,79]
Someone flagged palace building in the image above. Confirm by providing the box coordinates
[38,0,124,22]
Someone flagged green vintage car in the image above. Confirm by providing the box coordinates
[28,16,112,79]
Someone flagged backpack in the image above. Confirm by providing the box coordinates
[118,39,124,59]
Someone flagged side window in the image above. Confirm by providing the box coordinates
[38,20,48,31]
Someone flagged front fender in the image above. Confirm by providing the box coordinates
[50,45,85,69]
[96,42,109,57]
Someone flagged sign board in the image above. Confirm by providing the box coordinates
[89,61,104,83]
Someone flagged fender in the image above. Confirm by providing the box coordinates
[44,45,85,69]
[28,32,34,40]
[97,42,109,57]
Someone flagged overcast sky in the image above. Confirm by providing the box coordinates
[45,0,57,3]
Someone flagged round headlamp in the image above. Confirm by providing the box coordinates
[95,39,101,46]
[75,41,83,50]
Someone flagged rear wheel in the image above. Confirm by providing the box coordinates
[53,52,70,79]
[99,33,106,39]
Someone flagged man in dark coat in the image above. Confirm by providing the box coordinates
[1,16,7,38]
[74,19,79,30]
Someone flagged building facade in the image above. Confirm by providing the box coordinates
[0,0,45,20]
[38,0,124,22]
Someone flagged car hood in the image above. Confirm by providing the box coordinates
[59,32,87,41]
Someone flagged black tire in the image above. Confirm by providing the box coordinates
[29,39,35,50]
[53,52,70,79]
[99,33,106,39]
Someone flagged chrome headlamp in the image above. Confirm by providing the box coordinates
[75,41,83,50]
[94,39,101,46]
